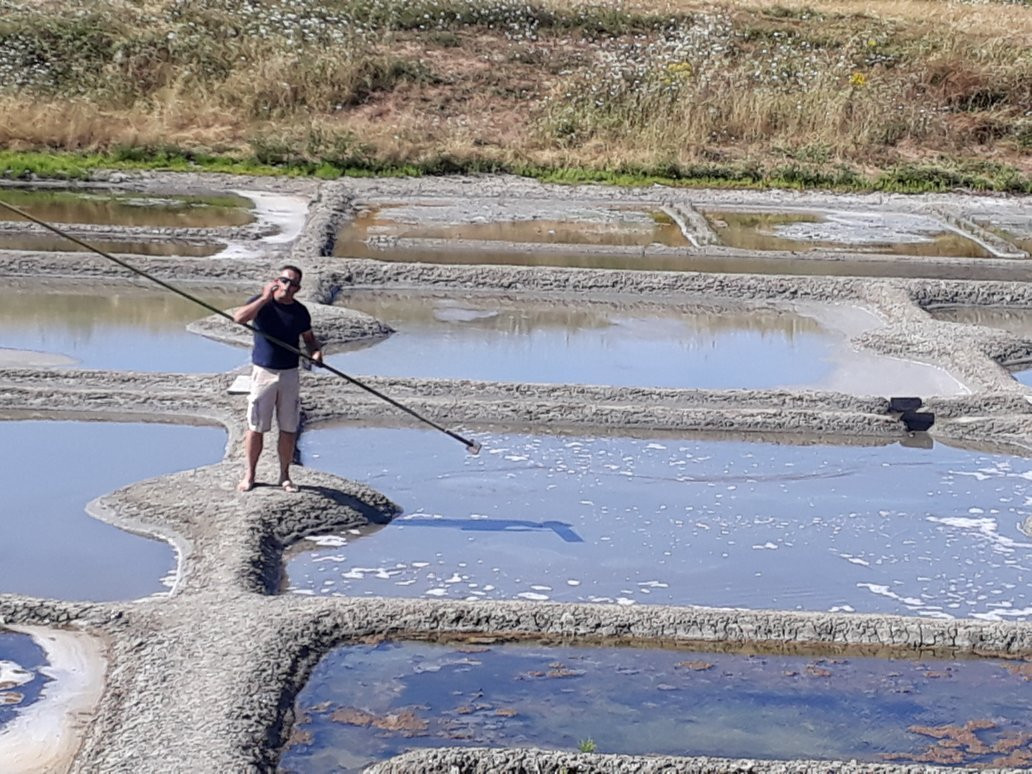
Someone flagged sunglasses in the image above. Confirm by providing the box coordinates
[277,276,301,288]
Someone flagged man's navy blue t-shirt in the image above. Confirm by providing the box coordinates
[248,296,312,369]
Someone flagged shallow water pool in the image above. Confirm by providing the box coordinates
[327,291,960,394]
[287,426,1032,620]
[704,210,990,258]
[281,640,1032,771]
[0,188,254,228]
[0,419,225,601]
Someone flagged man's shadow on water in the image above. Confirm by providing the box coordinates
[296,485,583,542]
[396,516,584,543]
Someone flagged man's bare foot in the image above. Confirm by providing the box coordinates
[280,479,299,493]
[237,479,255,492]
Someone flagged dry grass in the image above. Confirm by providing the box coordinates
[626,0,1032,41]
[0,0,1028,183]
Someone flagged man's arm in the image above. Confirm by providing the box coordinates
[233,281,277,324]
[302,330,323,364]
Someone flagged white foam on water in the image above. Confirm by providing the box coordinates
[306,535,347,547]
[928,515,1032,550]
[856,583,925,608]
[517,592,549,601]
[972,606,1032,621]
[0,662,33,688]
[341,567,397,580]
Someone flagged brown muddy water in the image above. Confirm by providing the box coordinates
[334,204,690,251]
[0,232,223,257]
[329,290,962,395]
[0,281,247,371]
[0,188,254,228]
[703,210,990,258]
[0,419,225,601]
[282,639,1032,772]
[328,202,1018,279]
[334,242,1028,279]
[287,425,1032,621]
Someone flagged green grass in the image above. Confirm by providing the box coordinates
[3,148,1028,194]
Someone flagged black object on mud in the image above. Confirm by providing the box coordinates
[900,410,935,432]
[888,396,923,412]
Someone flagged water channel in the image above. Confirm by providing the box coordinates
[281,639,1032,772]
[0,419,225,601]
[0,232,223,256]
[287,426,1032,620]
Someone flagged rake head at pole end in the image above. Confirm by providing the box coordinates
[467,440,482,456]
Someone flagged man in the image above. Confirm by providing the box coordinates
[234,264,323,493]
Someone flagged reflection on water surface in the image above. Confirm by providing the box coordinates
[0,232,223,257]
[0,188,254,228]
[329,291,831,389]
[0,282,246,371]
[705,210,990,258]
[929,305,1032,338]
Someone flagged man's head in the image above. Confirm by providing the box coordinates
[273,265,302,301]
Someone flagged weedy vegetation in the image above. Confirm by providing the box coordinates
[0,0,1029,191]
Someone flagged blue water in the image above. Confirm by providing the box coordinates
[281,640,1032,772]
[0,629,49,731]
[288,426,1032,619]
[0,285,247,372]
[0,420,225,601]
[325,292,833,389]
